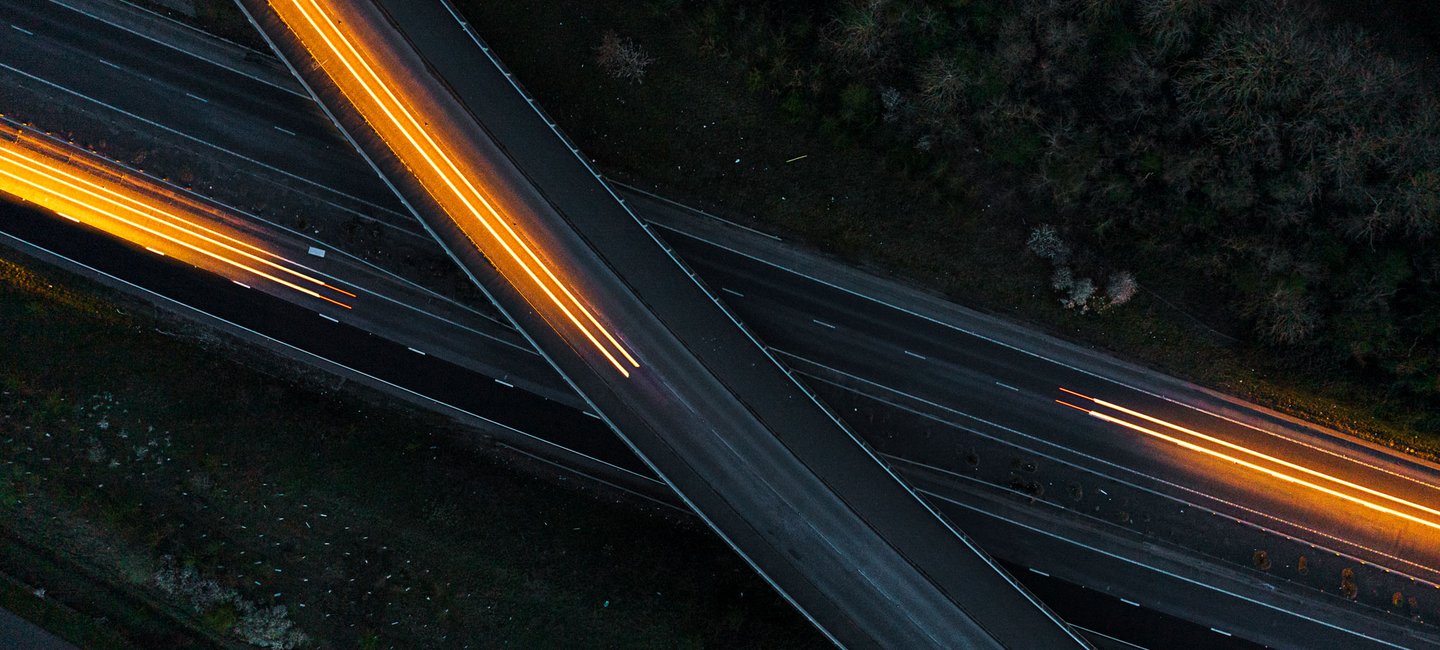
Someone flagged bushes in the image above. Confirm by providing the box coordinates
[152,556,309,648]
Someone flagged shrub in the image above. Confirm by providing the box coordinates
[1027,224,1070,262]
[1104,271,1138,308]
[152,556,234,613]
[234,603,309,649]
[595,31,655,84]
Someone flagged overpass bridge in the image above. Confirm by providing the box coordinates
[233,1,1087,646]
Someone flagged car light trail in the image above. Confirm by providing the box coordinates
[1057,390,1440,534]
[268,0,639,376]
[0,131,354,308]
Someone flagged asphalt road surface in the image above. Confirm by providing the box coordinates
[1,0,1438,647]
[234,0,1091,646]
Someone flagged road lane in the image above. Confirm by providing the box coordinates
[673,229,1440,586]
[3,0,1437,645]
[238,0,1089,646]
[0,0,405,219]
[0,197,648,480]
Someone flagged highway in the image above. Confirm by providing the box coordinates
[236,0,1086,647]
[0,0,1437,647]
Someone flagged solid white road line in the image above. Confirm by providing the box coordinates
[442,7,1088,638]
[790,358,1440,584]
[0,62,406,222]
[0,229,656,487]
[45,0,311,98]
[2,122,526,355]
[648,221,1440,496]
[610,179,784,242]
[60,3,1433,634]
[1070,625,1149,650]
[919,487,1412,649]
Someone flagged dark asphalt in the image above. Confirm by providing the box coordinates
[0,0,1436,648]
[235,0,1091,646]
[0,200,640,475]
[0,0,384,205]
[0,189,1256,650]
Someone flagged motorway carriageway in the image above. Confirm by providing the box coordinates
[0,0,1436,646]
[0,120,644,482]
[250,0,1092,646]
[0,141,1258,650]
[0,91,1252,648]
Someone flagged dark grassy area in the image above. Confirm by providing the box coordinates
[0,239,822,648]
[442,0,1440,458]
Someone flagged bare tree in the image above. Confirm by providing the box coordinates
[1256,283,1320,345]
[918,55,969,115]
[595,31,655,84]
[826,0,893,73]
[1137,0,1218,55]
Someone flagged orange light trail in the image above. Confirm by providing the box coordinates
[0,133,353,308]
[269,0,638,376]
[1057,390,1440,534]
[22,136,355,300]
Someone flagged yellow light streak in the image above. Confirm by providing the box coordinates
[1056,392,1440,534]
[23,137,272,246]
[1061,388,1440,524]
[0,145,354,300]
[0,135,352,309]
[21,136,346,291]
[270,0,638,376]
[284,0,633,372]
